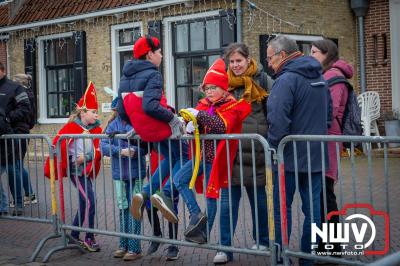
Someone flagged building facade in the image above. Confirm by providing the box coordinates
[0,0,367,136]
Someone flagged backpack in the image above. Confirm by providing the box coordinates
[326,76,362,136]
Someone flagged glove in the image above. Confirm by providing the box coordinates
[168,115,184,138]
[185,108,199,118]
[186,121,195,134]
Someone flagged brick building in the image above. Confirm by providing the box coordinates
[364,0,399,118]
[0,0,395,137]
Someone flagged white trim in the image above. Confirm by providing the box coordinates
[163,9,221,108]
[111,22,143,95]
[0,0,191,33]
[37,32,73,124]
[390,0,400,111]
[278,33,323,42]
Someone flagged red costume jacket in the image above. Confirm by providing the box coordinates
[194,97,251,198]
[44,121,102,180]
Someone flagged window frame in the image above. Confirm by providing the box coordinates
[111,22,143,96]
[37,31,74,124]
[163,9,229,108]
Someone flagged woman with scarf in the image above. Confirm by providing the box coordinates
[213,43,273,264]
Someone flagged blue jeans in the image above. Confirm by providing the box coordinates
[173,160,217,232]
[219,185,269,260]
[273,171,322,266]
[143,139,188,198]
[21,164,34,197]
[0,166,9,212]
[6,161,23,209]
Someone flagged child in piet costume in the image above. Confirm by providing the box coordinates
[44,81,102,252]
[153,58,251,244]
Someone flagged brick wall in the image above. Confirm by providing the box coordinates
[244,0,358,88]
[0,41,7,72]
[364,0,392,117]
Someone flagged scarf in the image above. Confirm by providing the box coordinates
[227,59,268,103]
[275,51,303,74]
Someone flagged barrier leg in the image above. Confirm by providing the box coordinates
[42,229,86,263]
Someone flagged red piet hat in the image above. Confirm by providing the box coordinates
[202,58,228,91]
[76,81,98,110]
[133,36,160,59]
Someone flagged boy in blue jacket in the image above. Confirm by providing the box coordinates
[101,99,146,261]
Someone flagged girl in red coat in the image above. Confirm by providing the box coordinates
[153,59,251,244]
[45,82,102,251]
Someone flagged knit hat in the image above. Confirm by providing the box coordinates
[77,81,98,111]
[202,58,228,91]
[133,36,160,59]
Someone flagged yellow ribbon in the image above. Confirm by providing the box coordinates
[179,109,201,189]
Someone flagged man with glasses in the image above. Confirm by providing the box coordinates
[265,36,329,266]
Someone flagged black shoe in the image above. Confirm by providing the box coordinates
[0,211,8,216]
[147,241,161,255]
[185,227,207,244]
[165,245,179,261]
[184,212,207,237]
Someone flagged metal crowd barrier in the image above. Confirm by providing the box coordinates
[0,134,59,262]
[38,133,276,264]
[275,135,400,266]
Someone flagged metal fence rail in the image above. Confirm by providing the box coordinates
[276,135,400,266]
[45,133,276,263]
[0,134,59,262]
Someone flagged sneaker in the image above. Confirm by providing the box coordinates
[24,194,37,205]
[9,201,14,208]
[150,193,178,223]
[165,245,179,261]
[12,208,23,216]
[123,252,142,261]
[131,192,147,220]
[213,252,229,264]
[184,212,207,237]
[184,226,207,244]
[83,238,100,252]
[147,241,161,255]
[251,244,268,251]
[113,249,127,258]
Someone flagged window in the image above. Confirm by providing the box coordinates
[170,14,235,111]
[44,38,75,118]
[38,32,87,123]
[259,34,330,76]
[111,22,143,94]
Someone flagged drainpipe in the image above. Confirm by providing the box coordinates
[236,0,242,42]
[351,0,370,93]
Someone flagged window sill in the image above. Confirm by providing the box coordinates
[38,118,68,124]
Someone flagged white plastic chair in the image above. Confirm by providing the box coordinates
[357,91,381,149]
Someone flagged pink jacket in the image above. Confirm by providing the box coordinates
[324,59,354,180]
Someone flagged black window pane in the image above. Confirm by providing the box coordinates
[46,41,55,66]
[47,70,57,92]
[190,21,204,51]
[119,27,141,46]
[221,16,235,47]
[175,24,189,52]
[55,39,68,65]
[208,55,221,67]
[176,58,191,85]
[67,38,75,64]
[176,86,193,111]
[119,51,132,77]
[206,20,220,49]
[192,56,207,85]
